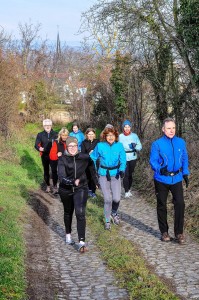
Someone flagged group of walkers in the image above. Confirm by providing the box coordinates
[35,117,190,252]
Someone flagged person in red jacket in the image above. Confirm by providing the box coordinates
[49,127,69,194]
[35,119,58,192]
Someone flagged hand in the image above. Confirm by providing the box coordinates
[183,175,189,188]
[160,166,168,176]
[74,179,80,186]
[131,143,136,149]
[119,171,125,179]
[57,152,62,157]
[39,147,44,152]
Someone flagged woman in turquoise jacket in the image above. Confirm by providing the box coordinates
[90,126,126,230]
[69,122,85,151]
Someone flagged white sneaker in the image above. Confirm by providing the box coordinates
[124,192,130,198]
[65,236,75,245]
[128,190,132,196]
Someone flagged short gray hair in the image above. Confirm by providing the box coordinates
[162,117,175,127]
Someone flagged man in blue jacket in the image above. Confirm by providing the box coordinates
[150,118,190,244]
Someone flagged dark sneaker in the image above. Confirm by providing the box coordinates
[161,232,171,242]
[111,213,120,225]
[88,190,93,197]
[175,234,185,245]
[104,222,111,230]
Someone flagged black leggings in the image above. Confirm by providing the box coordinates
[123,160,137,192]
[59,186,88,242]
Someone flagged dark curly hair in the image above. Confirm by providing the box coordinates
[100,127,119,142]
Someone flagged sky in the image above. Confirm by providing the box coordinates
[1,0,96,46]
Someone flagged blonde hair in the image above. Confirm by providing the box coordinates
[58,127,69,142]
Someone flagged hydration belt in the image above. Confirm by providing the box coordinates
[165,168,182,176]
[100,164,120,181]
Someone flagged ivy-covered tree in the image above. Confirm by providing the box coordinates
[178,0,199,86]
[110,51,131,122]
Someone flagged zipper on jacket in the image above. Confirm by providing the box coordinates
[171,139,175,184]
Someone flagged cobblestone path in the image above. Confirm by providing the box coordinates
[25,190,128,300]
[26,188,199,300]
[119,190,199,300]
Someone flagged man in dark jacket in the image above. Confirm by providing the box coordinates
[35,119,58,192]
[150,118,190,244]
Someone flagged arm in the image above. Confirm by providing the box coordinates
[34,132,44,152]
[149,142,162,173]
[134,134,142,151]
[90,144,100,170]
[58,158,74,186]
[182,141,190,176]
[119,144,127,172]
[81,141,86,153]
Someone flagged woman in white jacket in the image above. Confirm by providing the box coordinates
[119,120,142,198]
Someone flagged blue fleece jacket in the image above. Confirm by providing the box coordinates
[119,132,142,161]
[90,141,126,177]
[69,130,85,150]
[149,135,190,184]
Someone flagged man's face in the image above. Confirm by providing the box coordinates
[43,125,52,133]
[162,121,176,138]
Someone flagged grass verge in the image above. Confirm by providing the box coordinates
[87,195,179,300]
[0,123,42,299]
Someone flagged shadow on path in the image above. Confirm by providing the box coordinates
[120,211,161,239]
[20,184,66,241]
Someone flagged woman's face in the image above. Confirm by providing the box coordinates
[106,133,116,144]
[67,143,78,155]
[87,131,95,141]
[123,125,131,134]
[73,125,79,133]
[61,133,68,141]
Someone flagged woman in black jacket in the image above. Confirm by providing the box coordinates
[58,136,98,252]
[81,128,99,198]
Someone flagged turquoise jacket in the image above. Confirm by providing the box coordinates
[150,135,190,184]
[69,130,85,150]
[90,141,126,177]
[119,133,142,161]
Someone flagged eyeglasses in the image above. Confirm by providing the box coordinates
[68,145,78,149]
[106,135,115,138]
